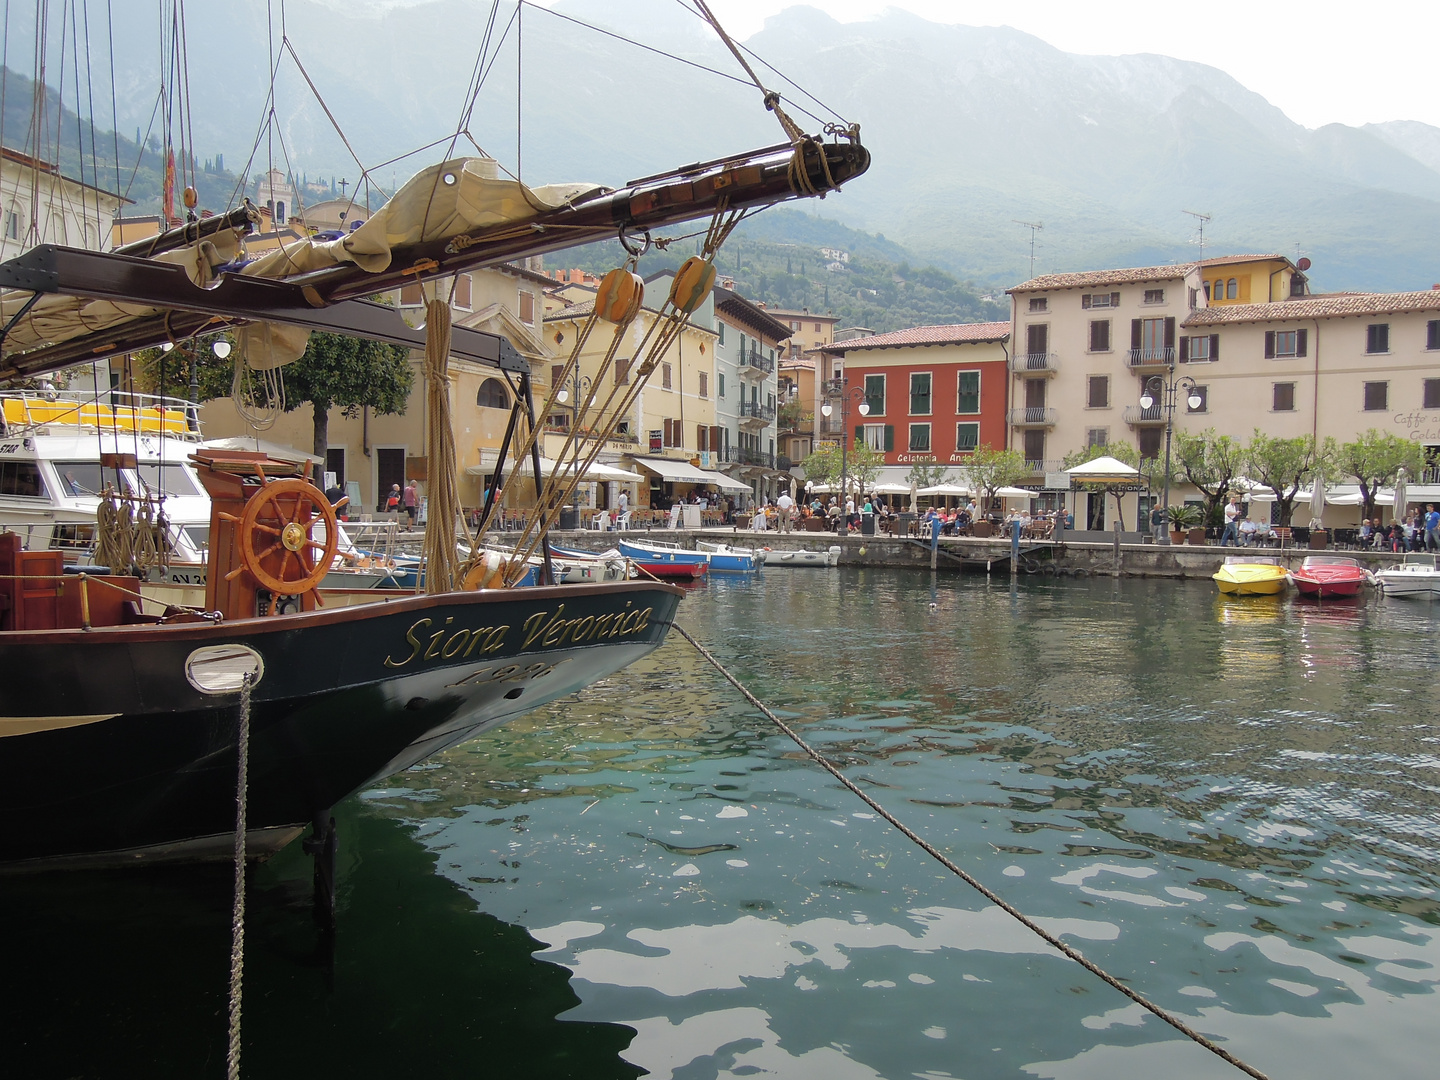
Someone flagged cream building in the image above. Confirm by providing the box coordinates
[0,146,128,259]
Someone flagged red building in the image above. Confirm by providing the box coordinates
[820,322,1011,467]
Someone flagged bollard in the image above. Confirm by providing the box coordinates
[930,518,940,570]
[1113,521,1122,571]
[1011,520,1021,576]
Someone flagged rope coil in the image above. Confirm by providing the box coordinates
[669,623,1272,1080]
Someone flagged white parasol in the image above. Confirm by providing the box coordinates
[1309,473,1325,526]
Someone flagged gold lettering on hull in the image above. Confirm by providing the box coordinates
[383,602,656,669]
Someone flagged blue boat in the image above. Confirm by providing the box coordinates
[695,541,761,573]
[616,538,718,569]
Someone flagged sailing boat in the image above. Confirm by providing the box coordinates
[0,6,869,868]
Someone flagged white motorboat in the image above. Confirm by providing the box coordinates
[1374,554,1440,598]
[762,546,841,567]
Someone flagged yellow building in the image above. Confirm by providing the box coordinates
[1201,254,1307,306]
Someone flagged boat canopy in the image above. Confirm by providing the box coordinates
[467,452,643,483]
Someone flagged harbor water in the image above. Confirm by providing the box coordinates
[4,570,1438,1078]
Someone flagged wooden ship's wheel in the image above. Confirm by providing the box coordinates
[221,473,340,609]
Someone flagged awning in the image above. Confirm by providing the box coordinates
[1066,455,1140,483]
[634,457,750,491]
[468,451,643,482]
[202,436,322,464]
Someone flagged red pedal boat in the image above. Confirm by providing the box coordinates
[1289,556,1370,598]
[631,561,707,581]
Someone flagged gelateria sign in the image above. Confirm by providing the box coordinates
[384,601,655,668]
[1392,410,1440,444]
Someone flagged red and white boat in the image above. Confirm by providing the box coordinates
[1289,556,1370,598]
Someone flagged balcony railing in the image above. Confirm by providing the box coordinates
[1126,347,1175,369]
[739,348,775,375]
[1007,407,1058,428]
[1423,466,1440,484]
[1018,458,1065,476]
[1122,404,1167,426]
[739,399,777,422]
[1009,352,1059,376]
[718,447,776,468]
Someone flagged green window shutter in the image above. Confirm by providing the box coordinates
[884,425,894,451]
[855,424,864,444]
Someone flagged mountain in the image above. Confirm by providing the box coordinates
[14,1,1440,294]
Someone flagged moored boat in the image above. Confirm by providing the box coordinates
[762,546,841,567]
[1214,557,1289,595]
[694,540,761,572]
[1374,554,1440,599]
[1289,556,1370,598]
[617,537,711,568]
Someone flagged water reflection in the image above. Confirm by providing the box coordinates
[368,572,1439,1078]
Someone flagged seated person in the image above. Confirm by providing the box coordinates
[1239,517,1258,545]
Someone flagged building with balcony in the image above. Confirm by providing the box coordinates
[819,321,1011,486]
[713,285,791,503]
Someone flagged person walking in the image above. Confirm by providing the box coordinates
[776,489,794,533]
[385,483,401,515]
[1220,497,1240,546]
[1149,502,1164,543]
[402,480,419,527]
[1426,503,1440,552]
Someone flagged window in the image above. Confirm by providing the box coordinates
[454,274,472,310]
[1143,288,1165,304]
[699,372,708,398]
[399,282,423,307]
[1026,323,1048,356]
[662,362,673,390]
[1132,317,1172,360]
[1264,329,1307,358]
[1082,292,1120,309]
[1203,281,1211,301]
[790,321,799,331]
[1186,385,1208,413]
[1367,323,1390,354]
[1364,381,1388,411]
[519,291,535,324]
[864,374,885,415]
[1226,278,1238,300]
[550,364,565,391]
[1273,382,1296,411]
[1182,334,1218,362]
[1022,429,1045,464]
[476,377,508,409]
[909,372,932,415]
[813,322,821,332]
[1089,319,1110,352]
[1426,320,1440,351]
[4,209,18,239]
[1423,378,1440,409]
[862,423,888,451]
[955,422,979,451]
[1138,428,1163,459]
[1087,375,1109,409]
[662,418,682,447]
[957,371,980,414]
[717,371,724,398]
[1086,427,1108,448]
[908,423,931,452]
[615,357,631,386]
[1028,297,1048,312]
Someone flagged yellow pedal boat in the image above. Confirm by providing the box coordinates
[1213,557,1289,595]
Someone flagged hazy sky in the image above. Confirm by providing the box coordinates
[684,0,1440,131]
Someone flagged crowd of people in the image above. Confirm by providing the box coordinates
[1359,505,1440,553]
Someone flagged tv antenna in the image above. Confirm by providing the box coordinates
[1014,220,1043,278]
[1182,210,1211,266]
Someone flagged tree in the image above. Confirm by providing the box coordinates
[1062,442,1139,529]
[905,457,952,488]
[1244,431,1326,527]
[1332,430,1424,522]
[1173,429,1244,528]
[847,438,885,492]
[277,332,414,459]
[799,441,842,490]
[132,334,236,403]
[963,443,1029,507]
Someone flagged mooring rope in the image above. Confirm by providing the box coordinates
[227,672,253,1080]
[669,623,1271,1080]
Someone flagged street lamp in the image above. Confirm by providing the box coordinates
[555,373,595,511]
[1139,373,1202,545]
[819,376,871,523]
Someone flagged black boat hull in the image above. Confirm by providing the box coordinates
[0,581,681,868]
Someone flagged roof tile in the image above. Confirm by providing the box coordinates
[1010,265,1193,292]
[823,321,1010,352]
[1184,290,1440,326]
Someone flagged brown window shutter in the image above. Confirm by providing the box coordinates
[1178,336,1189,362]
[711,425,723,453]
[1210,334,1220,361]
[1164,317,1176,348]
[1296,328,1308,357]
[1082,294,1092,309]
[1131,319,1142,349]
[1111,292,1120,307]
[1264,331,1275,359]
[697,425,707,451]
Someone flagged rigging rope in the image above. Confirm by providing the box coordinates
[422,296,460,593]
[226,672,253,1080]
[669,623,1273,1080]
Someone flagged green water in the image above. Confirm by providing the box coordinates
[4,571,1438,1078]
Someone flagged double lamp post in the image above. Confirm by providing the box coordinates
[819,377,869,514]
[1138,371,1202,545]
